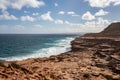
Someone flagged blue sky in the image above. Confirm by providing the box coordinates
[0,0,120,34]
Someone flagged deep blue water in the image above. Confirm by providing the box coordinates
[0,34,78,61]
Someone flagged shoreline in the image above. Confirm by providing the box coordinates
[0,35,77,61]
[0,22,120,79]
[0,34,120,80]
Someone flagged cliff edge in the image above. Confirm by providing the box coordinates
[84,22,120,37]
[71,22,120,79]
[101,22,120,35]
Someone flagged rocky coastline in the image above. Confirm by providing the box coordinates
[0,22,120,80]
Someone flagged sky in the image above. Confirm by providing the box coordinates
[0,0,120,34]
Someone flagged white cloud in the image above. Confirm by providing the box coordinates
[67,11,76,15]
[0,0,45,11]
[54,3,58,7]
[112,20,119,23]
[58,11,79,16]
[64,17,110,33]
[96,17,110,25]
[95,9,109,16]
[85,0,110,8]
[65,20,82,26]
[65,21,70,25]
[85,0,120,8]
[83,17,110,32]
[0,11,18,20]
[0,25,25,33]
[83,18,109,29]
[24,11,29,13]
[40,11,53,21]
[0,17,111,34]
[72,15,80,17]
[32,13,39,16]
[58,11,65,15]
[0,0,7,11]
[34,24,42,28]
[20,15,35,22]
[67,11,80,17]
[0,24,43,33]
[82,11,95,20]
[55,19,63,24]
[113,0,120,6]
[13,25,25,30]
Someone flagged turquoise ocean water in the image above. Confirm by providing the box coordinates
[0,34,78,61]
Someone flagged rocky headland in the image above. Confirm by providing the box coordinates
[0,22,120,80]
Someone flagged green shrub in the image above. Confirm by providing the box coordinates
[83,73,90,78]
[0,62,6,67]
[10,62,21,69]
[21,67,33,74]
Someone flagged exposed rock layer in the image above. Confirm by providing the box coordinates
[84,22,120,37]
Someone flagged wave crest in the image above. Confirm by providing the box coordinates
[0,37,75,61]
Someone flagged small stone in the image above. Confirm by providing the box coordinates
[92,72,100,77]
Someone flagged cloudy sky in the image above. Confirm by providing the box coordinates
[0,0,120,34]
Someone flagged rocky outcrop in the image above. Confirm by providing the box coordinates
[84,22,120,37]
[71,22,120,79]
[101,22,120,35]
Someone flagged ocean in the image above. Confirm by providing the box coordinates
[0,34,78,61]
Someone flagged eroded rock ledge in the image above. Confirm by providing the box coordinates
[71,36,120,80]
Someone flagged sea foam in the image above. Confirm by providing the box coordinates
[0,37,74,61]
